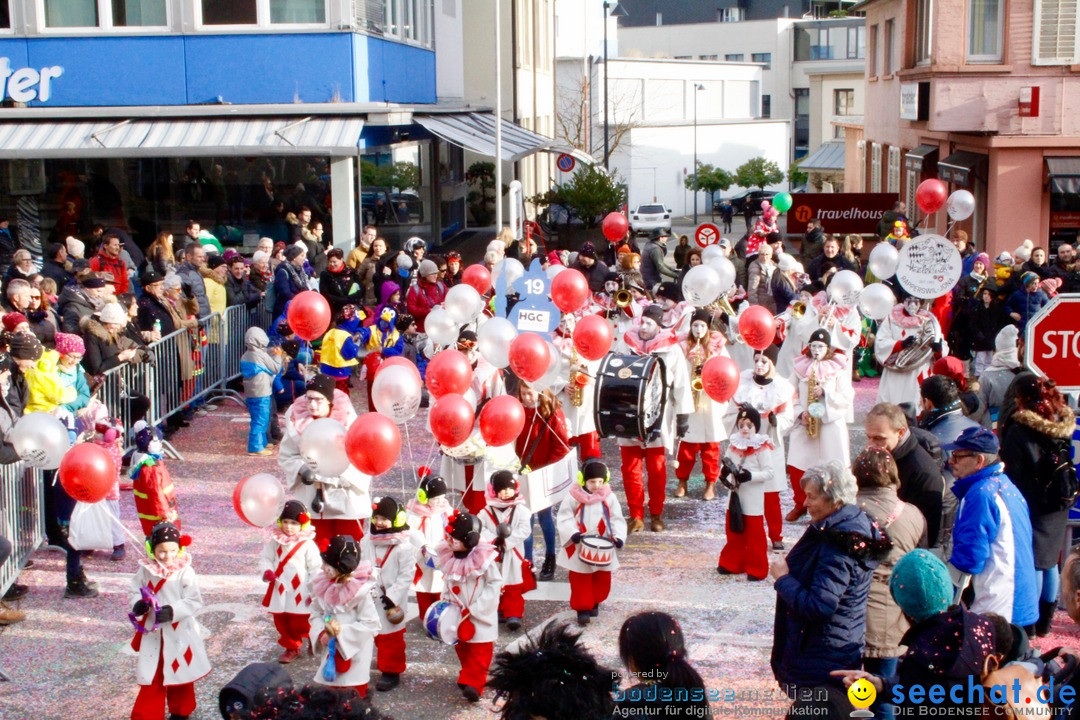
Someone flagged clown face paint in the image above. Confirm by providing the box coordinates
[809,341,828,360]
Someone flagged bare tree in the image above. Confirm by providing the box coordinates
[555,73,639,159]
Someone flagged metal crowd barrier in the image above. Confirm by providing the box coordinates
[0,463,45,601]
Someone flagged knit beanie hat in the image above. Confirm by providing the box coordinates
[690,308,711,327]
[372,496,402,523]
[736,404,762,432]
[755,344,780,366]
[1013,239,1034,262]
[54,332,85,356]
[8,332,41,361]
[578,242,597,259]
[148,521,185,550]
[889,549,953,623]
[582,460,609,483]
[995,251,1012,266]
[1021,271,1039,287]
[641,304,665,327]
[207,255,226,270]
[320,535,361,575]
[66,236,85,259]
[133,420,161,453]
[490,470,517,494]
[305,374,336,404]
[1,313,26,333]
[971,252,990,270]
[418,259,439,277]
[808,328,832,348]
[418,474,447,502]
[446,511,482,549]
[284,245,305,262]
[279,499,309,524]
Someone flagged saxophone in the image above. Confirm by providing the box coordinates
[805,372,820,439]
[568,347,587,407]
[688,344,706,410]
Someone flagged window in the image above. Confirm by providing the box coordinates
[914,0,933,64]
[383,0,432,46]
[762,94,771,118]
[1034,0,1079,65]
[673,55,692,59]
[834,125,846,139]
[870,142,882,192]
[752,52,772,68]
[655,11,662,25]
[699,54,719,60]
[967,0,1002,60]
[44,0,99,26]
[794,88,810,157]
[0,2,8,28]
[725,53,745,61]
[794,24,861,60]
[847,25,865,59]
[202,0,256,24]
[887,146,901,193]
[869,24,878,75]
[112,0,167,26]
[271,0,325,23]
[884,19,895,73]
[834,88,855,115]
[719,7,743,22]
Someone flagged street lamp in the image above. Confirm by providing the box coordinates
[692,82,705,225]
[602,1,628,170]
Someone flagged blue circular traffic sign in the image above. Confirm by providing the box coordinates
[556,154,576,173]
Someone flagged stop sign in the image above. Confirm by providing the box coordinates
[1024,293,1080,391]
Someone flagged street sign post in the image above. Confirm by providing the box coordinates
[695,223,721,248]
[1024,293,1080,392]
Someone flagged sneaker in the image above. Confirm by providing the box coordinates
[277,648,300,664]
[110,545,126,562]
[0,606,25,625]
[248,448,274,457]
[506,617,522,631]
[771,541,785,551]
[65,578,99,599]
[716,566,734,576]
[460,684,480,702]
[539,555,556,582]
[3,584,28,601]
[376,673,400,692]
[576,610,591,626]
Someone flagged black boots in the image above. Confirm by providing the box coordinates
[1036,600,1057,637]
[539,555,556,581]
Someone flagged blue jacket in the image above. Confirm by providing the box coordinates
[771,503,886,690]
[949,463,1039,627]
[1004,288,1049,332]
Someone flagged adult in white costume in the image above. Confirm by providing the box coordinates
[874,294,948,406]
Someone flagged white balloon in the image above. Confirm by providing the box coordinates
[858,282,896,321]
[682,265,722,307]
[493,258,525,291]
[701,244,724,264]
[444,284,485,324]
[477,316,518,368]
[705,255,736,294]
[425,306,459,347]
[371,365,422,424]
[12,412,69,469]
[397,253,413,270]
[546,264,566,279]
[868,242,899,280]
[238,473,285,528]
[828,269,864,306]
[530,341,564,392]
[299,418,350,477]
[946,189,975,221]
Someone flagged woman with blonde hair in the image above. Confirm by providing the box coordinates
[144,231,176,277]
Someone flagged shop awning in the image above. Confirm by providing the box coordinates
[413,112,555,162]
[0,116,366,158]
[938,151,985,188]
[1046,157,1080,194]
[797,141,845,172]
[905,144,938,172]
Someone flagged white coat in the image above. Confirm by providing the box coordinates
[308,571,381,689]
[370,531,416,635]
[554,336,600,437]
[728,371,795,493]
[436,542,503,643]
[478,498,532,586]
[406,498,452,595]
[259,530,323,615]
[130,560,211,687]
[799,298,861,423]
[614,333,694,453]
[787,353,853,471]
[874,307,947,406]
[724,436,775,516]
[681,334,730,444]
[555,484,628,575]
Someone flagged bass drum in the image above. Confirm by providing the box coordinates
[593,354,667,440]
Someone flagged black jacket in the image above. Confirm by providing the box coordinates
[570,257,610,293]
[0,373,27,464]
[892,431,945,547]
[57,284,99,334]
[41,259,74,289]
[225,273,261,309]
[801,227,826,265]
[318,266,362,313]
[806,253,856,285]
[137,294,177,336]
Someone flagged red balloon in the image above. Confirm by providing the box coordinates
[701,356,740,403]
[573,314,614,361]
[601,212,629,242]
[346,413,402,476]
[376,356,421,384]
[508,333,551,382]
[915,179,948,215]
[59,443,117,504]
[425,349,474,398]
[550,268,590,313]
[429,394,476,448]
[478,395,526,447]
[461,264,492,295]
[286,291,332,341]
[738,305,777,351]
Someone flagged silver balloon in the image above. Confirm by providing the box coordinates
[868,242,899,280]
[397,253,413,270]
[530,341,564,393]
[700,244,724,264]
[706,255,736,294]
[828,269,864,306]
[545,264,566,279]
[946,189,975,221]
[371,365,423,424]
[858,283,896,321]
[425,307,459,347]
[12,412,69,469]
[477,316,517,368]
[493,257,525,290]
[682,265,722,307]
[444,284,485,324]
[237,473,285,528]
[299,418,350,477]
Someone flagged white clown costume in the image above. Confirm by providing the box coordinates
[478,471,533,625]
[259,501,323,660]
[369,496,416,688]
[874,298,947,406]
[675,309,730,500]
[716,406,775,581]
[553,314,603,461]
[406,474,453,622]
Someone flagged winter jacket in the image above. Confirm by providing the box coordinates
[56,362,91,415]
[130,454,180,535]
[641,238,679,290]
[23,350,76,413]
[241,327,282,399]
[891,431,944,548]
[949,462,1038,626]
[922,408,981,450]
[200,269,226,316]
[1004,288,1049,332]
[41,259,74,289]
[136,294,178,337]
[514,406,571,471]
[771,503,887,691]
[771,272,798,314]
[747,259,777,311]
[224,273,261,309]
[57,284,101,334]
[357,255,382,305]
[807,253,857,285]
[318,266,361,313]
[319,326,361,379]
[27,309,57,349]
[302,235,327,275]
[801,227,826,265]
[0,377,24,464]
[89,251,129,294]
[273,262,307,317]
[570,257,610,293]
[856,487,927,658]
[1050,259,1080,293]
[176,261,210,318]
[405,279,447,332]
[79,315,150,376]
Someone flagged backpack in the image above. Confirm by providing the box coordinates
[1039,437,1080,513]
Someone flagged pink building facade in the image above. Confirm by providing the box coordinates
[852,0,1080,257]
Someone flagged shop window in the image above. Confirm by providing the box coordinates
[202,0,257,25]
[44,0,99,27]
[271,0,325,24]
[111,0,167,26]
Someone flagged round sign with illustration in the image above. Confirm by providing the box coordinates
[896,234,962,299]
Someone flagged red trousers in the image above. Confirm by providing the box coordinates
[675,441,720,482]
[620,445,667,519]
[416,591,440,623]
[764,491,783,543]
[272,612,310,651]
[375,628,407,674]
[334,376,351,395]
[568,570,612,611]
[499,583,526,619]
[570,432,602,460]
[311,517,366,546]
[454,641,494,692]
[130,649,196,720]
[717,513,768,580]
[787,466,806,512]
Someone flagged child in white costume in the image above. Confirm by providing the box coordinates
[369,496,416,692]
[259,499,322,664]
[478,470,533,630]
[406,473,452,621]
[716,405,775,581]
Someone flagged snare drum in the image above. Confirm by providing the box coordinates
[593,354,667,440]
[578,535,616,567]
[423,600,461,645]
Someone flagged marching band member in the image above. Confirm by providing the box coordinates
[728,345,795,549]
[478,470,532,631]
[716,405,775,581]
[406,472,452,621]
[369,496,415,692]
[656,282,693,335]
[615,304,695,533]
[801,288,861,421]
[874,292,947,406]
[675,309,730,501]
[786,329,853,521]
[553,313,602,461]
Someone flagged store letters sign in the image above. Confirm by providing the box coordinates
[789,193,896,234]
[0,58,63,103]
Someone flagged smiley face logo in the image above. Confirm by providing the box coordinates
[848,678,876,709]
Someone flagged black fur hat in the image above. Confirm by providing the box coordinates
[320,535,361,575]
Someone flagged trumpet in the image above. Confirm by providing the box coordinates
[790,300,807,319]
[615,289,633,308]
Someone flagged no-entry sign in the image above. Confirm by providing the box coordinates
[695,223,721,247]
[1025,293,1080,391]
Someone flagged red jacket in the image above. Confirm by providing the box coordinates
[515,406,571,471]
[90,251,129,294]
[406,279,448,331]
[132,458,179,536]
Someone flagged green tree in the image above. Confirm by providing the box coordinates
[788,160,808,188]
[387,161,420,191]
[557,165,626,227]
[466,161,497,226]
[684,162,735,212]
[734,157,784,190]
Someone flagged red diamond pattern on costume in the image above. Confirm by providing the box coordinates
[295,593,302,605]
[183,647,193,666]
[291,575,301,590]
[172,622,179,631]
[277,584,284,595]
[276,547,283,558]
[597,519,607,537]
[171,659,180,674]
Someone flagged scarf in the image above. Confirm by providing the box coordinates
[139,552,191,580]
[268,526,316,546]
[727,433,773,455]
[434,541,498,580]
[281,261,307,292]
[889,304,931,329]
[310,564,375,608]
[484,487,526,509]
[568,482,612,505]
[793,352,846,381]
[406,496,451,518]
[371,529,411,547]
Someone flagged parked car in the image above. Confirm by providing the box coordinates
[715,189,778,215]
[629,203,672,234]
